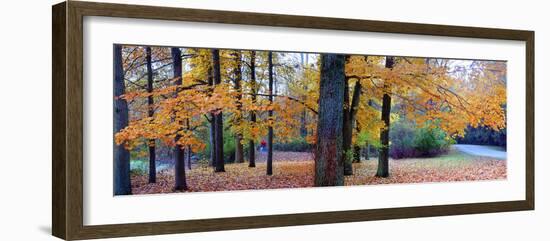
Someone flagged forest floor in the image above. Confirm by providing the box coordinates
[130,149,506,195]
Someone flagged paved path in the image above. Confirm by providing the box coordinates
[453,144,507,159]
[256,151,314,162]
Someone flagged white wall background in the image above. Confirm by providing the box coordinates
[0,0,547,240]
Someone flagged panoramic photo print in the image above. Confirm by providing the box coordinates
[112,45,507,195]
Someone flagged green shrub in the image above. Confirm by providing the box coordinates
[223,129,236,163]
[273,137,312,152]
[389,121,451,159]
[413,126,451,157]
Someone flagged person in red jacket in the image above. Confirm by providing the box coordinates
[260,139,267,153]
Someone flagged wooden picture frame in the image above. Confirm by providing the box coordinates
[52,1,534,240]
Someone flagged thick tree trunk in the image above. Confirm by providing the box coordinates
[212,49,225,172]
[113,45,131,195]
[174,145,187,191]
[172,47,187,191]
[315,54,345,186]
[233,51,245,163]
[145,46,157,184]
[376,56,394,178]
[248,51,257,168]
[267,51,274,175]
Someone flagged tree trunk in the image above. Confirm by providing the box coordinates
[315,54,345,186]
[248,51,257,168]
[186,119,192,170]
[209,114,216,167]
[365,143,370,160]
[376,56,394,178]
[174,145,187,191]
[267,51,274,175]
[343,77,353,175]
[207,65,216,167]
[365,99,373,161]
[235,136,244,163]
[145,46,157,184]
[212,49,225,172]
[187,145,192,170]
[300,110,307,138]
[113,45,131,195]
[353,121,361,163]
[343,69,362,175]
[233,51,245,163]
[172,47,187,191]
[353,145,361,163]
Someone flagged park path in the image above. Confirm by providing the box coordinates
[256,151,314,162]
[453,144,507,159]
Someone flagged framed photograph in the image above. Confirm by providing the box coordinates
[52,1,534,240]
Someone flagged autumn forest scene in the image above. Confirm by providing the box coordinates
[113,45,507,195]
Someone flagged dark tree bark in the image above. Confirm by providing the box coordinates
[376,56,394,178]
[174,145,187,191]
[212,49,225,172]
[113,45,131,195]
[187,146,192,170]
[342,79,352,175]
[145,46,156,184]
[353,145,361,163]
[207,68,216,167]
[186,119,192,170]
[365,99,373,161]
[300,110,307,137]
[349,82,362,126]
[343,63,362,175]
[209,114,216,166]
[314,54,345,186]
[267,51,274,175]
[233,51,245,163]
[248,51,257,168]
[172,47,187,191]
[365,143,370,160]
[352,121,361,163]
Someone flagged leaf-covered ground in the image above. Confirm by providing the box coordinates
[130,151,506,195]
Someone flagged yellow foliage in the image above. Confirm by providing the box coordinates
[116,46,507,154]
